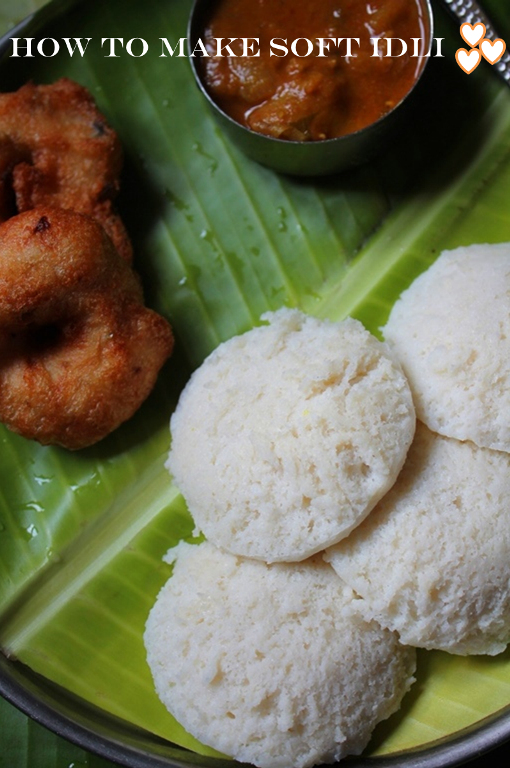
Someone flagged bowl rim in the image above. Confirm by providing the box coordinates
[3,651,510,768]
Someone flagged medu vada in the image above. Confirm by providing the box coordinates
[0,78,132,262]
[0,207,173,450]
[0,133,28,221]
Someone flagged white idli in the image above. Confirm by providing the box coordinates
[325,422,510,655]
[144,541,416,768]
[167,308,415,562]
[383,243,510,451]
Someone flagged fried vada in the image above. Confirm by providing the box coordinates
[0,78,132,262]
[0,133,26,221]
[0,207,173,449]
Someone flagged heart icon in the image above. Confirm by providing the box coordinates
[455,47,482,74]
[460,22,486,48]
[480,38,506,64]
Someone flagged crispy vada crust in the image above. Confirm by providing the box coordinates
[0,207,173,449]
[145,541,416,768]
[0,78,132,262]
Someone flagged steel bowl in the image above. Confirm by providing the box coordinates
[187,0,434,176]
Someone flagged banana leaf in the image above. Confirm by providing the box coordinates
[2,0,510,764]
[0,0,46,31]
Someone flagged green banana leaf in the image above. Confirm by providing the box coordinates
[0,0,46,32]
[2,0,510,764]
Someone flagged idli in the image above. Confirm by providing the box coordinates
[383,243,510,451]
[167,308,415,562]
[325,422,510,655]
[144,541,416,768]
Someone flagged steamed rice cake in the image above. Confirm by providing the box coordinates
[167,308,415,562]
[383,243,510,451]
[325,422,510,656]
[144,540,416,768]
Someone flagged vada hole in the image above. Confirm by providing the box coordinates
[8,322,66,358]
[30,323,63,352]
[0,171,18,221]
